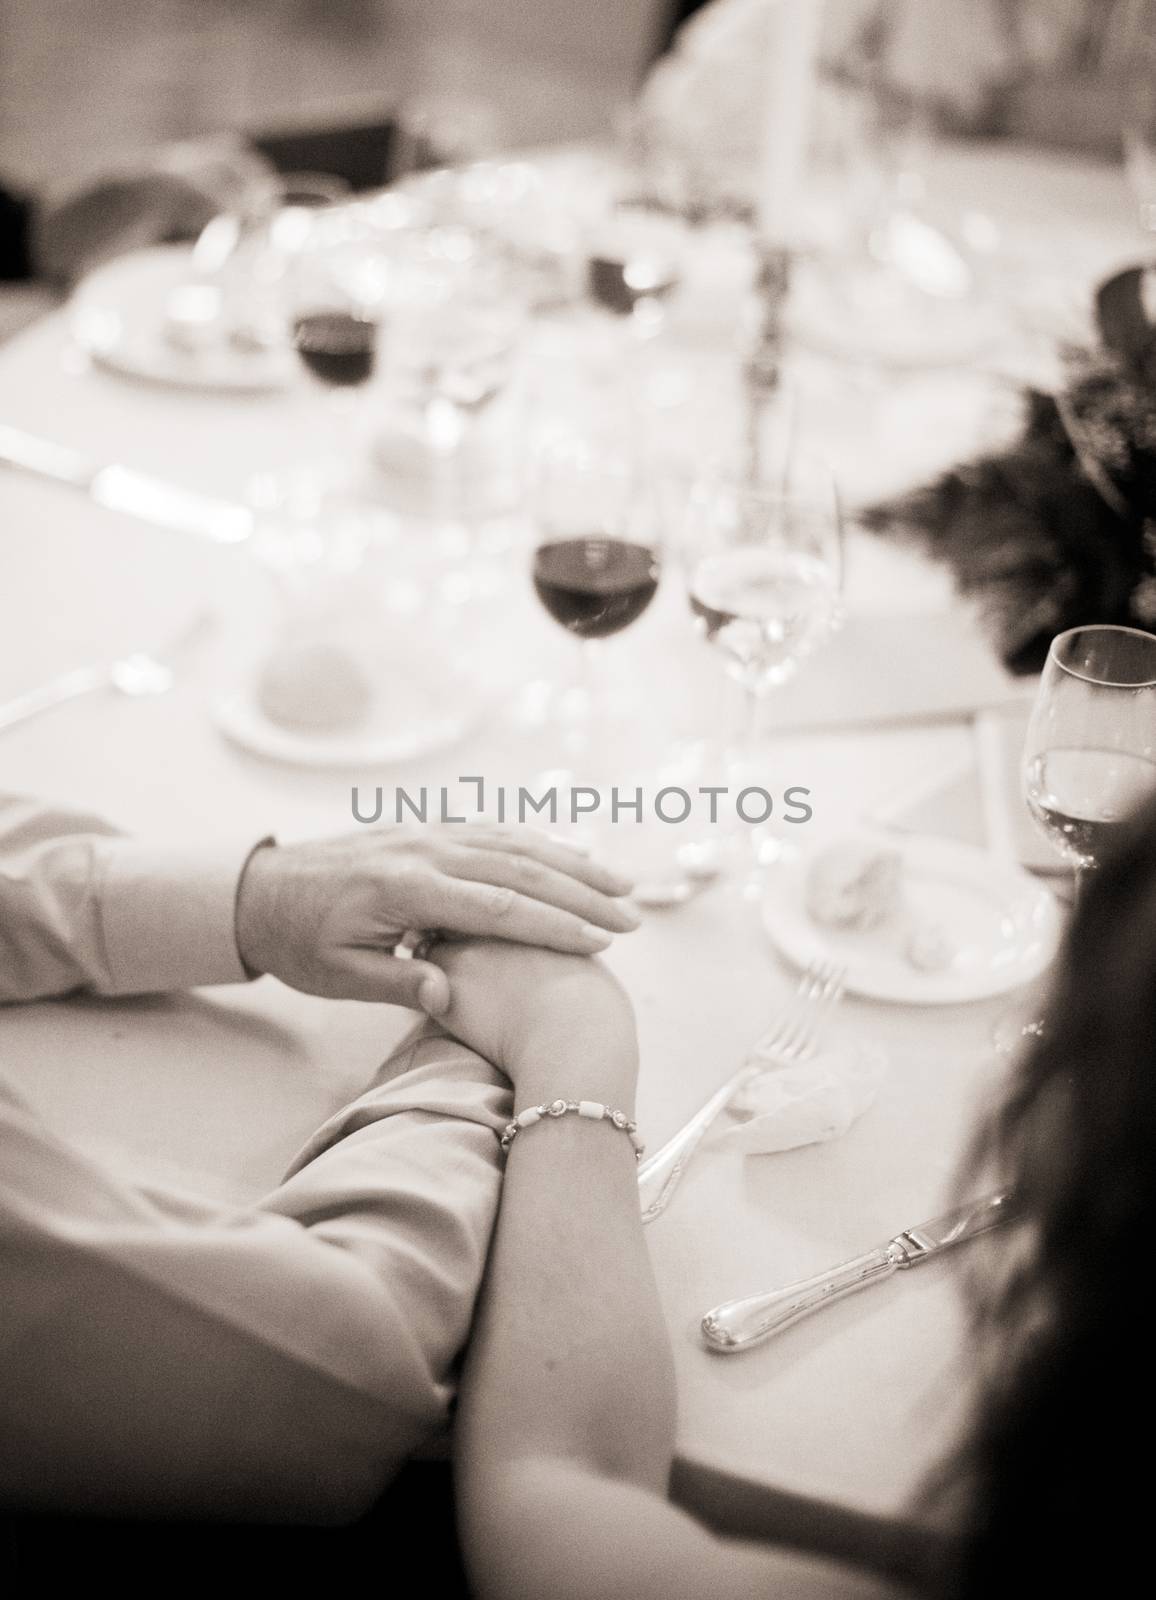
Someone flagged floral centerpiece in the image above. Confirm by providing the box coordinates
[864,269,1156,674]
[636,0,1119,220]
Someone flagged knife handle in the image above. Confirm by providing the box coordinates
[701,1245,902,1352]
[0,666,106,733]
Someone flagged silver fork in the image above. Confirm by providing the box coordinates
[638,957,846,1225]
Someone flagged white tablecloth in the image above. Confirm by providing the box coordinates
[0,139,1138,1533]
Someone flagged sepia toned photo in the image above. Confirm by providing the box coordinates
[1,3,1150,1594]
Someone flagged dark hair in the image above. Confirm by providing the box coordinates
[935,791,1156,1596]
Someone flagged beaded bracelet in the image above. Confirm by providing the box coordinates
[500,1098,645,1160]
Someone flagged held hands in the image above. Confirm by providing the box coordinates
[234,826,638,1015]
[432,940,640,1108]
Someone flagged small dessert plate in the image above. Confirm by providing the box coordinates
[215,648,495,769]
[214,690,474,768]
[71,246,295,393]
[762,834,1063,1005]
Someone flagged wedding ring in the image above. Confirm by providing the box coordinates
[396,929,440,963]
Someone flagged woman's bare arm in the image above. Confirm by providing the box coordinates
[439,942,912,1600]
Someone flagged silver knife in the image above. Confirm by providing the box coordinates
[701,1190,1013,1353]
[0,424,253,544]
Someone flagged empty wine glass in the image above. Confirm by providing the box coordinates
[206,172,353,351]
[683,456,843,865]
[386,295,520,453]
[369,224,524,516]
[996,624,1156,1051]
[791,60,998,371]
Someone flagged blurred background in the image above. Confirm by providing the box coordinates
[0,0,666,196]
[0,0,1136,199]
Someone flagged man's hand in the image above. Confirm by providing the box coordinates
[433,939,639,1107]
[234,827,638,1015]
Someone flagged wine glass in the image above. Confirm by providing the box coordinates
[995,624,1156,1051]
[384,263,521,450]
[205,172,352,348]
[163,171,350,356]
[683,458,843,867]
[265,173,353,252]
[370,224,524,518]
[586,200,685,340]
[292,305,378,390]
[792,59,998,371]
[288,223,382,488]
[529,435,662,771]
[1024,626,1156,879]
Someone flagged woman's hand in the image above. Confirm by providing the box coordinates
[433,939,639,1107]
[234,826,637,1015]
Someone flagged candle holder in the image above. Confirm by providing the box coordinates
[743,242,793,482]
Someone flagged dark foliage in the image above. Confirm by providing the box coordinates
[865,265,1156,674]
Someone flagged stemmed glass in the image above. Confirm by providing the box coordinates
[997,624,1156,1048]
[587,200,685,340]
[529,435,662,774]
[287,224,381,489]
[167,171,351,356]
[683,458,843,867]
[1024,626,1156,879]
[384,294,520,458]
[264,173,353,255]
[371,225,523,516]
[792,61,993,371]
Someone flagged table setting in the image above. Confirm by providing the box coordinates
[4,12,1156,1561]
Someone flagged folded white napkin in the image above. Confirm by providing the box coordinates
[710,1045,887,1156]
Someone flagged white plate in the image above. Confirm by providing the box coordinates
[762,834,1063,1005]
[71,246,294,393]
[215,657,487,770]
[215,698,472,769]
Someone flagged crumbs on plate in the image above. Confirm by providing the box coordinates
[805,838,957,974]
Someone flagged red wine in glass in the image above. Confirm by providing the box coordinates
[533,537,660,639]
[588,256,678,317]
[293,311,378,387]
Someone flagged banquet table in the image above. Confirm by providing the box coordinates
[0,139,1141,1560]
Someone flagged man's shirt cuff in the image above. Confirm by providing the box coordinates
[95,838,270,994]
